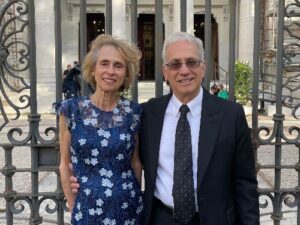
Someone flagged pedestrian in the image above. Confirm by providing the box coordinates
[217,83,229,100]
[210,84,219,95]
[62,64,72,80]
[62,61,82,99]
[58,34,143,225]
[72,61,82,96]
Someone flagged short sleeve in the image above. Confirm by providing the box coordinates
[130,102,142,134]
[56,99,74,130]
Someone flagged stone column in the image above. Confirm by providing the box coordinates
[35,0,56,113]
[112,0,127,40]
[186,0,194,34]
[238,0,255,66]
[173,0,180,32]
[173,0,194,34]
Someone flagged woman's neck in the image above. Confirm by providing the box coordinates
[91,90,119,111]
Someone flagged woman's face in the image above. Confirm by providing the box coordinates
[93,45,127,93]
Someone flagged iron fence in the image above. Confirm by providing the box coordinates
[0,0,299,224]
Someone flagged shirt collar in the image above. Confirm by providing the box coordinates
[167,86,203,117]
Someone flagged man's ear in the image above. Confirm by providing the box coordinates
[202,61,207,72]
[162,65,168,81]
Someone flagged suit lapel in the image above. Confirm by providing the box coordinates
[197,90,223,190]
[148,94,172,185]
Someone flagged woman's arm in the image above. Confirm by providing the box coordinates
[59,114,75,212]
[131,134,142,185]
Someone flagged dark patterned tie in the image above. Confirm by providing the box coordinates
[173,104,196,224]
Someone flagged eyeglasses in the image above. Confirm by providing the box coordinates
[164,58,203,70]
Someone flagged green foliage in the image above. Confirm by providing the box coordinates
[234,60,252,105]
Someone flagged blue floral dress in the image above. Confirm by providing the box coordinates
[59,96,143,225]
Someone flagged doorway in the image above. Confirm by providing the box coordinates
[138,14,155,81]
[86,13,105,49]
[194,14,219,80]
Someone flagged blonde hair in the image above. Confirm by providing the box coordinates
[83,34,142,92]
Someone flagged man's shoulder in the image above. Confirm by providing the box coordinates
[141,94,170,109]
[205,92,244,114]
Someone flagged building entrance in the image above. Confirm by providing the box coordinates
[138,14,155,81]
[86,13,105,49]
[194,14,219,80]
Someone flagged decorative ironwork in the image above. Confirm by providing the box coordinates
[0,0,30,131]
[257,115,300,144]
[284,1,300,119]
[254,1,300,224]
[0,0,299,225]
[0,1,61,224]
[6,114,57,145]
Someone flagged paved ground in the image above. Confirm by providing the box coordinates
[0,113,299,225]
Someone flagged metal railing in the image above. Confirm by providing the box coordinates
[0,0,299,225]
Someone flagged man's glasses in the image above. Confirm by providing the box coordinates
[164,58,203,70]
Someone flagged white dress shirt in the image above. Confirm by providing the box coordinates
[154,87,203,210]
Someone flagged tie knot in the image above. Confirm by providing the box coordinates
[179,104,190,116]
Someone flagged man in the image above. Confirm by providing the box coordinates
[62,64,72,80]
[71,61,82,96]
[217,83,229,100]
[62,61,82,99]
[70,32,259,225]
[139,32,259,225]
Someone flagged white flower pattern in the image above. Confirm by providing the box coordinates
[101,139,108,147]
[59,97,143,225]
[84,188,91,195]
[96,199,104,206]
[103,218,116,225]
[92,149,99,156]
[116,154,124,160]
[81,176,88,183]
[78,138,86,146]
[102,178,113,188]
[104,189,112,197]
[91,158,98,166]
[71,156,78,164]
[75,212,82,221]
[99,168,113,178]
[120,134,126,140]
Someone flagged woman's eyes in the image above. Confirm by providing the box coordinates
[99,61,124,69]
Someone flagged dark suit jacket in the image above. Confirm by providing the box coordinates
[139,88,259,225]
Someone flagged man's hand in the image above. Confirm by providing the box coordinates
[69,163,80,194]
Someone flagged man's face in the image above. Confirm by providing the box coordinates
[162,40,206,103]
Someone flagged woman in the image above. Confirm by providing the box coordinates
[58,34,143,225]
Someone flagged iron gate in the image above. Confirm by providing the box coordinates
[0,0,299,224]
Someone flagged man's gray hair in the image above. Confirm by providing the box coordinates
[162,32,205,64]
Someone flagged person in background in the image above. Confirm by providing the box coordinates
[72,61,82,96]
[58,34,143,225]
[62,61,81,99]
[217,83,229,100]
[62,64,72,80]
[210,84,219,95]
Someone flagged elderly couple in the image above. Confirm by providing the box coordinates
[58,32,259,225]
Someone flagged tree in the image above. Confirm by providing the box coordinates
[234,60,252,105]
